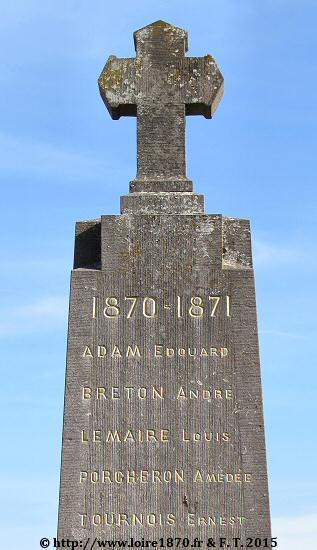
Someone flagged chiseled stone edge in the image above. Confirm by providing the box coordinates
[121,192,204,214]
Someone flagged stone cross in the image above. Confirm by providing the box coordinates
[98,20,224,192]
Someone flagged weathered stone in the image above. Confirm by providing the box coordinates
[58,20,271,546]
[98,20,223,192]
[120,192,204,215]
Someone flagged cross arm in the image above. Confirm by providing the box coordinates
[98,56,137,119]
[184,55,224,118]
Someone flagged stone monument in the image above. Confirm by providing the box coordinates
[58,20,271,547]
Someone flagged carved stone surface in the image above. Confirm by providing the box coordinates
[98,20,223,193]
[58,20,271,546]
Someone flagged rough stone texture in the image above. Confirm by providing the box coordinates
[58,19,271,546]
[58,213,271,543]
[121,192,204,215]
[98,20,223,192]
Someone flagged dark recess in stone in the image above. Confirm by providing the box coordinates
[73,221,101,269]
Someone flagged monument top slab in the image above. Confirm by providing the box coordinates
[98,20,224,193]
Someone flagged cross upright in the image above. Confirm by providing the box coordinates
[98,20,224,193]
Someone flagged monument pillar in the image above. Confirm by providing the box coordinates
[58,20,271,546]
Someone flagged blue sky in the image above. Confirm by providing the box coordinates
[1,1,316,548]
